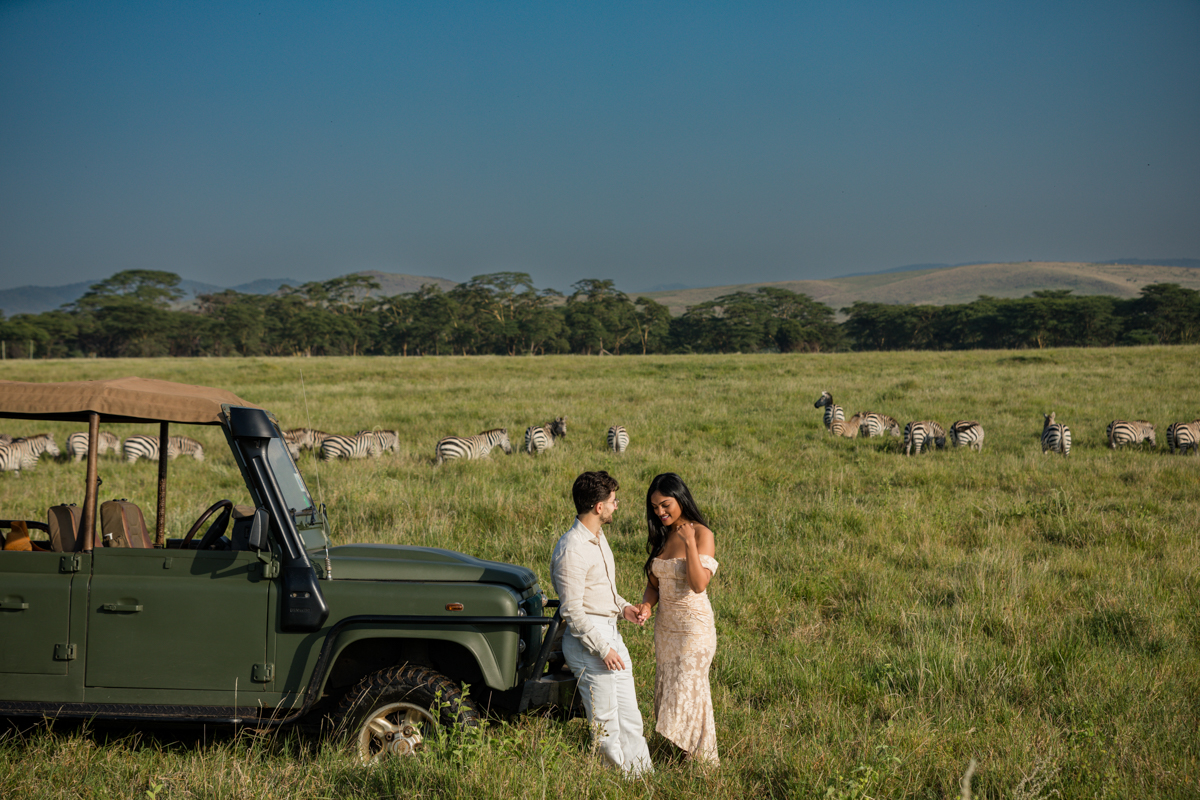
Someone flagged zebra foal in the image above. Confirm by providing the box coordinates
[860,413,901,438]
[1041,412,1071,456]
[1106,420,1155,449]
[607,425,629,453]
[436,429,513,464]
[358,429,401,455]
[830,413,865,438]
[524,417,566,455]
[904,421,945,455]
[66,431,121,462]
[949,420,985,452]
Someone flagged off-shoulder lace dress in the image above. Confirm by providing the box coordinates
[650,554,719,764]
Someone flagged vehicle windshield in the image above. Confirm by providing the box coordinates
[267,437,315,516]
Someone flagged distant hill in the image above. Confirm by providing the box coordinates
[353,271,459,296]
[632,261,1200,315]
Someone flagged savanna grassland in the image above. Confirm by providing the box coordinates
[1,348,1198,799]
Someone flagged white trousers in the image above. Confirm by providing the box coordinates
[562,617,653,776]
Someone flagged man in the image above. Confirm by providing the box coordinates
[550,470,653,777]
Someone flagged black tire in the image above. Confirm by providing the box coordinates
[332,665,481,763]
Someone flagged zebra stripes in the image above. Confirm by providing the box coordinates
[66,431,121,462]
[283,428,332,453]
[607,425,629,453]
[0,433,61,475]
[814,391,845,430]
[1167,420,1199,455]
[949,420,985,452]
[1106,420,1155,449]
[1041,412,1071,456]
[321,433,383,461]
[904,421,946,455]
[123,435,205,463]
[436,429,513,464]
[524,417,566,455]
[831,413,864,438]
[358,429,401,455]
[860,413,901,438]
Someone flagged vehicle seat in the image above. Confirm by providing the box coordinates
[99,499,152,548]
[48,504,83,552]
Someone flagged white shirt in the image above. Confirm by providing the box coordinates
[550,518,631,657]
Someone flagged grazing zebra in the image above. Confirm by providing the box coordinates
[1041,412,1071,456]
[0,433,61,475]
[904,421,946,455]
[123,435,205,463]
[607,425,629,453]
[949,420,985,452]
[358,429,401,454]
[814,391,845,430]
[859,413,901,438]
[524,417,567,455]
[282,428,332,453]
[435,428,513,464]
[1166,420,1199,455]
[1106,420,1155,449]
[66,431,121,462]
[830,413,864,438]
[0,434,11,446]
[321,433,383,461]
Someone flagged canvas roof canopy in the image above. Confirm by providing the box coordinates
[0,377,261,424]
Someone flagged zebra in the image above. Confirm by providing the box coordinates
[321,433,383,461]
[1041,412,1071,456]
[66,431,121,462]
[524,417,567,455]
[1106,420,1155,449]
[1166,420,1199,455]
[0,433,61,475]
[123,435,205,463]
[949,420,985,452]
[814,391,845,430]
[830,413,865,438]
[607,425,629,453]
[435,429,513,464]
[0,434,11,446]
[358,429,401,455]
[904,421,946,455]
[283,428,332,453]
[859,413,901,438]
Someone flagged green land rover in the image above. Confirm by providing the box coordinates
[0,377,575,761]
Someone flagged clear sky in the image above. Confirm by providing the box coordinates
[2,1,1197,294]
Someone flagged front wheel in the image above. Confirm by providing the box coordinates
[333,665,481,763]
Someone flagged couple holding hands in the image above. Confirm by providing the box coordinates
[550,471,719,776]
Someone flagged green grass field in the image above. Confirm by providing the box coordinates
[2,349,1198,799]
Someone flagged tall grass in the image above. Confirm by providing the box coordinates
[1,348,1198,799]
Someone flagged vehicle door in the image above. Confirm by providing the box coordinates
[0,548,80,676]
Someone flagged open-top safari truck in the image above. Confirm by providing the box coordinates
[0,377,575,760]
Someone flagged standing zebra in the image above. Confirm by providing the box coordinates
[904,421,946,455]
[814,391,845,430]
[0,433,61,475]
[66,431,121,462]
[949,420,985,452]
[860,413,902,438]
[1041,412,1071,456]
[123,434,205,463]
[283,428,332,453]
[830,413,865,438]
[435,429,513,464]
[1166,420,1199,455]
[524,417,566,455]
[1106,420,1155,449]
[321,433,383,461]
[358,429,401,454]
[607,424,629,453]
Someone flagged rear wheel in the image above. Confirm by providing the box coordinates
[333,665,481,763]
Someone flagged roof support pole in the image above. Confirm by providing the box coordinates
[155,421,169,547]
[81,411,99,551]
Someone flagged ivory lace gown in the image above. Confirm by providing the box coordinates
[651,555,719,764]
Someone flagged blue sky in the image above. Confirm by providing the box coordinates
[2,1,1197,293]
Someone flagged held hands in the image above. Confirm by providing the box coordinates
[622,603,650,625]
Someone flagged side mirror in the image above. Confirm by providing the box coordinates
[248,508,268,552]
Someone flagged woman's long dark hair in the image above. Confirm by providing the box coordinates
[643,473,708,579]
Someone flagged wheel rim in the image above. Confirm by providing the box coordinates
[357,701,438,762]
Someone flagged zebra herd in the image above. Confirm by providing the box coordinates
[0,431,205,475]
[434,419,630,464]
[814,391,1199,457]
[279,428,400,462]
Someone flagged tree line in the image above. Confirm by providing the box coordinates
[0,270,1197,358]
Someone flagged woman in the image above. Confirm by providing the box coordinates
[634,472,719,765]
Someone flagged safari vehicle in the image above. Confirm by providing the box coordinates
[0,377,575,760]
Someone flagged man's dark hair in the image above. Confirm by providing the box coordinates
[573,471,619,515]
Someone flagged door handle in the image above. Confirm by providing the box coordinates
[101,603,144,613]
[0,600,29,610]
